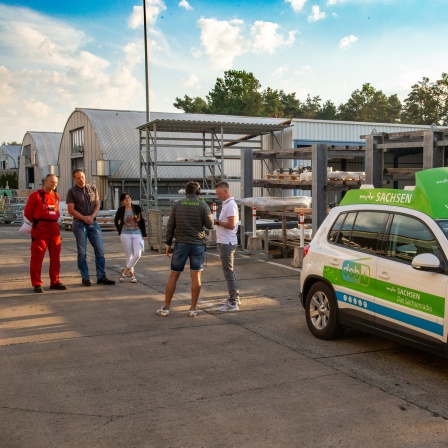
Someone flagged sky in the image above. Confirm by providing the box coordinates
[1,0,447,143]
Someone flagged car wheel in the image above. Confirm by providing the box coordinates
[305,281,343,340]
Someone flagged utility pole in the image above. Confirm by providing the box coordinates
[143,0,150,123]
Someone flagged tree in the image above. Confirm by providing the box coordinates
[401,77,439,125]
[279,91,302,118]
[300,95,322,119]
[206,70,264,116]
[0,172,18,189]
[316,100,338,120]
[338,83,401,123]
[436,72,448,125]
[173,95,209,114]
[262,87,284,118]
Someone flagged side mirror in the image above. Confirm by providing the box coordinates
[412,253,443,272]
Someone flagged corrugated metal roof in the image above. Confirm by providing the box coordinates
[23,132,62,169]
[0,145,21,167]
[77,109,291,179]
[138,114,292,134]
[291,118,430,145]
[79,109,146,179]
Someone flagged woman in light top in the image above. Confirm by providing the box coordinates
[114,192,147,283]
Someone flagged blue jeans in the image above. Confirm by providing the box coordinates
[73,219,106,280]
[217,243,239,301]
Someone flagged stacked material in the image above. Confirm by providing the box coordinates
[299,169,365,182]
[237,196,312,212]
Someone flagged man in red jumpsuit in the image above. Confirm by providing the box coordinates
[24,174,67,293]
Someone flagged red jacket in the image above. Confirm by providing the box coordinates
[24,189,60,224]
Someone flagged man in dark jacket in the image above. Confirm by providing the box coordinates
[156,181,214,317]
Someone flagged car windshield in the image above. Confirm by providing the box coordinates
[436,220,448,240]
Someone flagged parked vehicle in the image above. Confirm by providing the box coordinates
[300,167,448,358]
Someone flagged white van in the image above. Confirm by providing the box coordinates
[299,167,448,357]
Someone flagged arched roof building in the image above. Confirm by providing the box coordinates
[18,132,62,190]
[57,108,289,209]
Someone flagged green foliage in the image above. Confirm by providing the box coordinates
[262,87,284,118]
[173,95,209,113]
[316,100,338,120]
[338,83,401,123]
[401,74,448,125]
[0,172,18,189]
[207,70,264,116]
[173,70,448,125]
[278,91,302,117]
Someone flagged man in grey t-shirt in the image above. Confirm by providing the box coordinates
[66,169,115,286]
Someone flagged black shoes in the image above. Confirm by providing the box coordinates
[83,278,115,285]
[50,283,68,290]
[97,277,115,285]
[34,286,44,293]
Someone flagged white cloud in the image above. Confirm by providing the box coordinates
[183,74,200,88]
[0,5,146,142]
[196,18,296,70]
[308,5,326,22]
[128,0,167,29]
[178,0,193,11]
[191,47,202,58]
[271,65,289,78]
[285,0,307,13]
[196,18,247,71]
[339,34,358,49]
[128,6,143,29]
[293,65,312,76]
[251,21,295,54]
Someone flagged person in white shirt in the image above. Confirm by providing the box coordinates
[214,181,240,311]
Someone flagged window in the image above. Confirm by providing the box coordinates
[328,213,346,244]
[350,212,386,254]
[71,128,84,155]
[387,214,443,265]
[23,145,31,164]
[329,211,387,255]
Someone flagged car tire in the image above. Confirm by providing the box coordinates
[305,281,343,340]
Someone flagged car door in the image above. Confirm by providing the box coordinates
[324,210,386,328]
[375,213,447,348]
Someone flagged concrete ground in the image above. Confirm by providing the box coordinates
[1,225,448,448]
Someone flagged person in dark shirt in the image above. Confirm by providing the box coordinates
[156,181,213,317]
[66,169,115,286]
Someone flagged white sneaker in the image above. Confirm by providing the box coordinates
[218,299,239,312]
[130,275,137,283]
[156,306,170,317]
[222,297,241,306]
[188,307,198,317]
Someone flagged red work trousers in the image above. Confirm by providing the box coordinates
[30,222,61,287]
